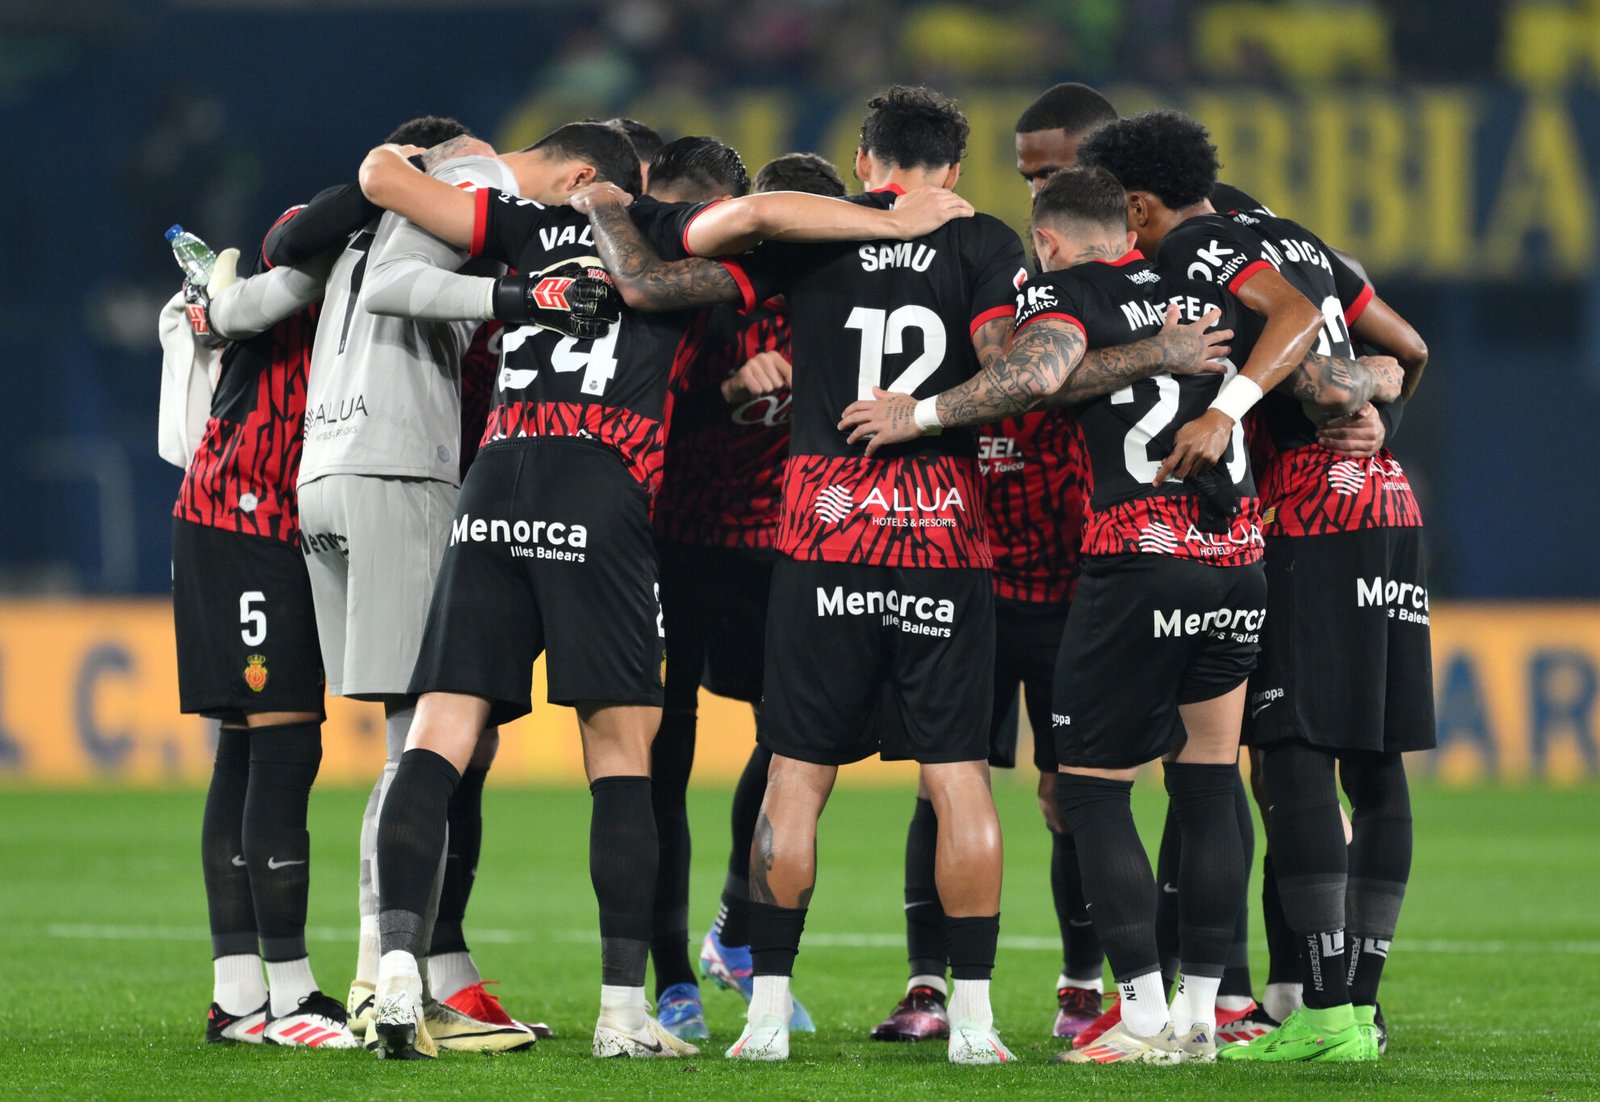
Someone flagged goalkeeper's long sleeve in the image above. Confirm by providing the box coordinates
[208,254,333,341]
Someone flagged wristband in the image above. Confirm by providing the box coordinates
[1210,375,1264,424]
[913,397,943,435]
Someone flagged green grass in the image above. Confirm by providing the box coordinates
[2,780,1596,1100]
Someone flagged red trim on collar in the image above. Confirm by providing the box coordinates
[868,183,907,197]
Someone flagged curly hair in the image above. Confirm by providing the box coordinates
[1078,110,1219,211]
[859,85,969,170]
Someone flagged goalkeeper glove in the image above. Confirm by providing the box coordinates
[492,261,621,340]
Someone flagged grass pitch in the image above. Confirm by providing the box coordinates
[2,779,1595,1100]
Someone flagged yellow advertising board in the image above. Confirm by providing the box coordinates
[0,600,1593,786]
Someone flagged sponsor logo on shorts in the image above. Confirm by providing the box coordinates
[810,484,966,529]
[815,586,956,638]
[451,513,589,563]
[1153,606,1264,642]
[300,531,349,559]
[977,435,1025,476]
[244,654,269,693]
[1051,712,1071,727]
[1356,575,1430,623]
[1250,686,1283,717]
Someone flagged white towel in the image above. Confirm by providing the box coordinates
[156,290,220,469]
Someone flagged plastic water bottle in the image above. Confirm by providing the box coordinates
[166,224,216,286]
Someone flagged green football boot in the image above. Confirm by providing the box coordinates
[1217,1005,1369,1062]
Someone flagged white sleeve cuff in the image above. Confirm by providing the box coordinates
[1210,374,1264,424]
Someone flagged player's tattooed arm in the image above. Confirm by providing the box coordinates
[837,318,1087,457]
[1288,352,1402,417]
[1045,304,1232,408]
[582,196,741,312]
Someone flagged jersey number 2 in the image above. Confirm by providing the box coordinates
[1110,370,1248,484]
[845,305,946,400]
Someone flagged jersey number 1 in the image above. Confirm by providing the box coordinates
[845,305,946,400]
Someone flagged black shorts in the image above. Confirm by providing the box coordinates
[1053,554,1266,770]
[988,597,1068,772]
[172,518,324,723]
[1245,527,1435,753]
[761,560,994,766]
[658,543,774,711]
[409,441,664,724]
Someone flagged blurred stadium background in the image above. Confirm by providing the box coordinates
[1,0,1598,789]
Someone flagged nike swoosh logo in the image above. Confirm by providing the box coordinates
[904,901,933,911]
[231,855,246,868]
[1068,919,1095,928]
[1252,701,1274,718]
[638,1039,663,1053]
[267,857,307,870]
[1161,882,1179,894]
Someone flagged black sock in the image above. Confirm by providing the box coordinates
[1052,828,1103,982]
[242,721,322,963]
[904,797,946,979]
[650,712,697,994]
[717,743,771,949]
[1262,854,1298,986]
[946,914,1001,981]
[377,748,459,959]
[202,727,257,958]
[590,775,657,987]
[430,762,487,958]
[748,901,807,977]
[1342,751,1412,1006]
[1056,774,1160,983]
[1165,762,1246,984]
[1153,798,1182,992]
[1221,771,1256,999]
[1262,741,1349,1009]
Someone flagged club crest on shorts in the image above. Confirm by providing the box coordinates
[244,654,269,693]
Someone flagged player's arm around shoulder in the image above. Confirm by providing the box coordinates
[358,142,489,248]
[571,183,742,313]
[678,188,974,257]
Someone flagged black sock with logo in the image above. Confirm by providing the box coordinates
[1343,751,1412,1006]
[378,748,459,959]
[430,762,487,958]
[1153,799,1182,994]
[242,721,322,963]
[1262,741,1349,1009]
[1221,772,1257,998]
[202,727,257,959]
[1056,774,1161,982]
[1053,829,1104,981]
[904,797,947,980]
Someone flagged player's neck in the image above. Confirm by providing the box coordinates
[863,168,952,195]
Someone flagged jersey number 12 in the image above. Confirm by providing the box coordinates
[845,306,946,400]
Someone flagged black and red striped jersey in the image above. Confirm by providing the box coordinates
[719,188,1028,569]
[1015,250,1263,568]
[469,190,707,496]
[1162,210,1421,537]
[654,299,790,549]
[173,207,317,544]
[979,411,1088,604]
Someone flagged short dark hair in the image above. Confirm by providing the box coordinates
[648,136,750,200]
[754,152,847,197]
[530,121,644,195]
[859,85,969,170]
[385,116,471,147]
[1015,83,1118,137]
[1078,110,1219,211]
[1032,166,1128,235]
[608,117,663,162]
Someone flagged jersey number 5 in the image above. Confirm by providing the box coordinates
[845,305,946,400]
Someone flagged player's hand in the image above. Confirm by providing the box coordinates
[569,182,635,214]
[1359,354,1404,403]
[1157,304,1232,375]
[1317,402,1387,457]
[492,262,622,339]
[1155,407,1234,485]
[838,387,920,457]
[722,350,792,405]
[890,187,975,238]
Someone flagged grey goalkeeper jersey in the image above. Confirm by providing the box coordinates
[298,155,518,487]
